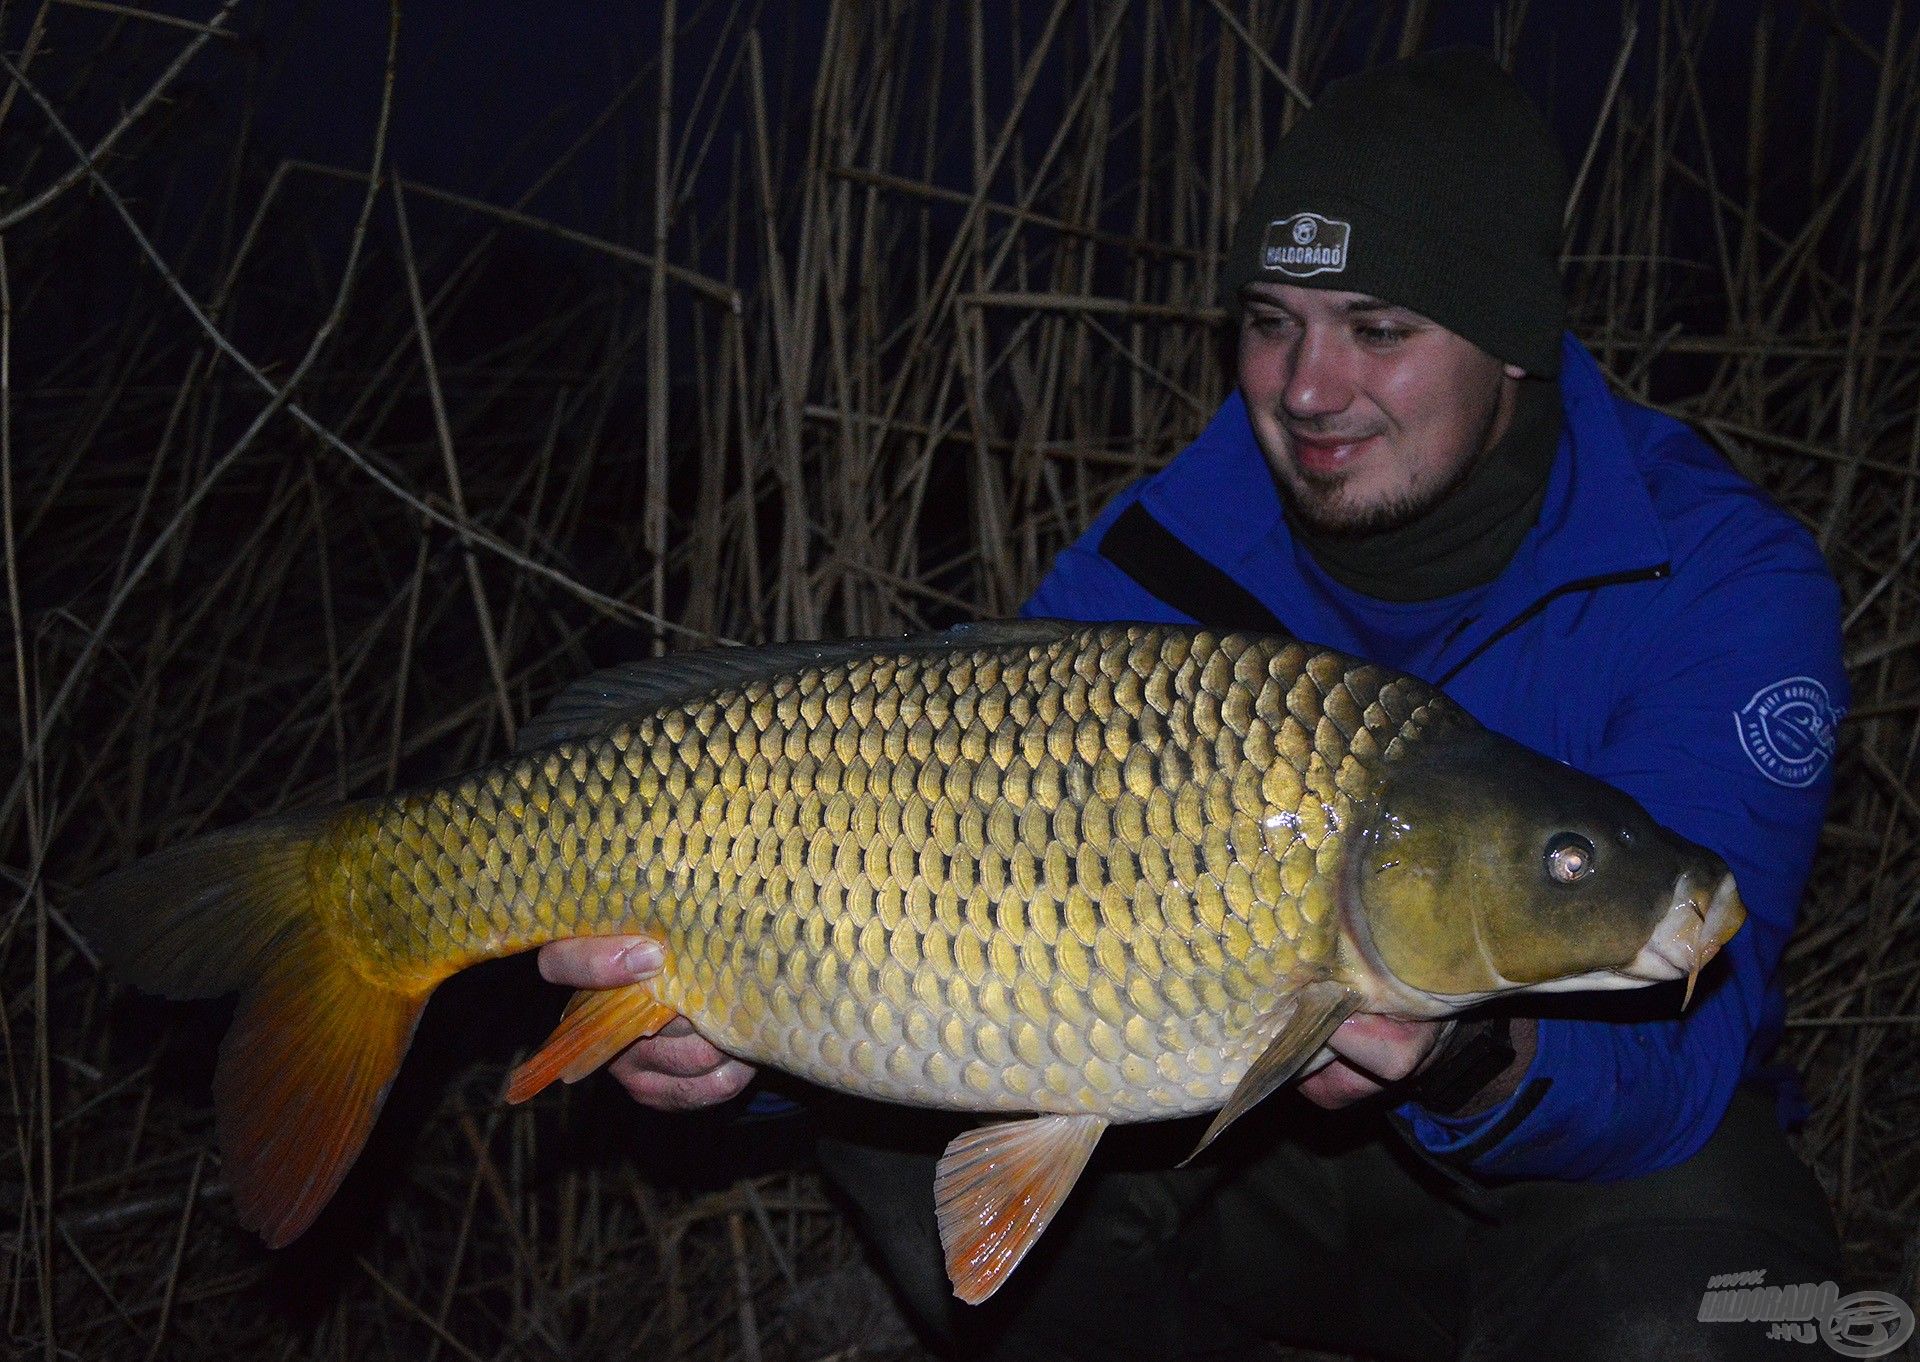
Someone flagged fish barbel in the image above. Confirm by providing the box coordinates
[76,620,1745,1303]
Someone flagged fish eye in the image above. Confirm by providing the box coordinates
[1545,832,1596,884]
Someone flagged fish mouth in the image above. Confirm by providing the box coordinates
[1617,871,1746,1007]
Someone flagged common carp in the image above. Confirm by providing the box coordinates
[77,620,1744,1303]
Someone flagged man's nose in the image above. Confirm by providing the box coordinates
[1283,329,1353,419]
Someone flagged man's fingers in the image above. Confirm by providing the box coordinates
[611,1058,756,1112]
[610,1028,730,1080]
[1297,1059,1385,1108]
[537,935,665,988]
[1297,1014,1447,1109]
[532,939,754,1112]
[1324,1013,1438,1084]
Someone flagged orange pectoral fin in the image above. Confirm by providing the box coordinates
[505,984,678,1103]
[1186,977,1358,1162]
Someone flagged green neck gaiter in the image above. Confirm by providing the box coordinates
[1290,377,1562,603]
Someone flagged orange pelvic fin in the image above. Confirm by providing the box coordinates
[933,1113,1107,1305]
[505,983,677,1103]
[71,809,430,1248]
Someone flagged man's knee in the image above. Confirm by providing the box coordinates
[815,1122,1217,1361]
[1462,1089,1844,1360]
[1468,1220,1848,1362]
[814,1122,960,1348]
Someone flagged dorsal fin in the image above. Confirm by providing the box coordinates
[516,618,1081,753]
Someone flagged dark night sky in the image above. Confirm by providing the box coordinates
[121,1,1879,246]
[6,0,1893,385]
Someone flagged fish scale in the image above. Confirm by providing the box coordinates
[318,625,1455,1120]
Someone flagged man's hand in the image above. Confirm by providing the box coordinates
[535,936,755,1110]
[1297,1013,1449,1108]
[1297,1014,1536,1115]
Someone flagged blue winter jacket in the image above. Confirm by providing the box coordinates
[1022,335,1846,1182]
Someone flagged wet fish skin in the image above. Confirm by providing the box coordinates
[318,624,1449,1119]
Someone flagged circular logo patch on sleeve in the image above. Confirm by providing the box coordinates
[1736,676,1838,788]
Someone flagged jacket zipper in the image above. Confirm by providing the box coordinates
[1435,563,1673,688]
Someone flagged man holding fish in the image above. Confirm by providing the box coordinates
[540,49,1850,1360]
[79,45,1849,1362]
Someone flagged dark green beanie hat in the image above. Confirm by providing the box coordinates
[1223,48,1569,377]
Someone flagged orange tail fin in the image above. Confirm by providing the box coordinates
[505,983,676,1104]
[74,811,429,1247]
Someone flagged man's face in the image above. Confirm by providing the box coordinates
[1237,283,1523,535]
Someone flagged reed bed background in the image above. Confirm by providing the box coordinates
[4,1,1917,1358]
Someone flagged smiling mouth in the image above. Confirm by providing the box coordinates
[1290,431,1378,449]
[1289,431,1380,475]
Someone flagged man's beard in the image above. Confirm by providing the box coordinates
[1278,451,1482,537]
[1274,395,1507,538]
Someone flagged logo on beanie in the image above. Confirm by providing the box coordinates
[1261,212,1350,278]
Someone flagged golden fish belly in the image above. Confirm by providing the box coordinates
[323,625,1461,1117]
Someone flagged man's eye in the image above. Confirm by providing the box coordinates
[1245,312,1294,336]
[1357,324,1409,345]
